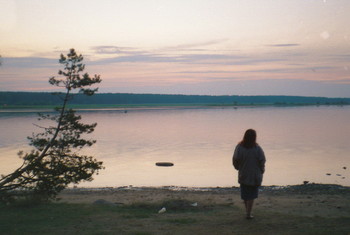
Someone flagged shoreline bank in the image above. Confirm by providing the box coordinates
[3,183,349,234]
[61,183,350,194]
[58,184,350,218]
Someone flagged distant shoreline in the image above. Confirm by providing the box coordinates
[1,92,350,109]
[1,102,349,111]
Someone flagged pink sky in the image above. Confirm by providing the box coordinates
[1,0,350,97]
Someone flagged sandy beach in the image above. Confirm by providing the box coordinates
[59,184,350,219]
[2,183,349,235]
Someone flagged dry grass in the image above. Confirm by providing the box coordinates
[1,184,350,235]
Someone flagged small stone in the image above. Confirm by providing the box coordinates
[191,202,198,207]
[158,207,166,213]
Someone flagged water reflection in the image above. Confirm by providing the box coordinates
[1,106,349,187]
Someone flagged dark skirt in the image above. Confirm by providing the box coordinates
[240,184,259,200]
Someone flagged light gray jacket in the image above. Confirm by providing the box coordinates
[232,144,266,186]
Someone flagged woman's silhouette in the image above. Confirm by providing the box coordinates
[233,129,266,219]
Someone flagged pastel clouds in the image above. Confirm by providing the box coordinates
[1,0,350,97]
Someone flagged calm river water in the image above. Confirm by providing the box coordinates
[1,106,349,187]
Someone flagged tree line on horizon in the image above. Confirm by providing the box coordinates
[0,91,349,107]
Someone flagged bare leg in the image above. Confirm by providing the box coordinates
[245,200,254,219]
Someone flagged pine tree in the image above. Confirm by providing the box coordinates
[0,49,103,202]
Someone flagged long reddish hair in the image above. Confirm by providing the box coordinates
[240,129,257,148]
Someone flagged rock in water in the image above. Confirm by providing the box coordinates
[156,162,174,167]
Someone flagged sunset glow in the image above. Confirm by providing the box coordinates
[1,0,350,97]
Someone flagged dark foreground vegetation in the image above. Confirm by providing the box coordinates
[1,184,349,235]
[2,202,348,235]
[1,92,350,109]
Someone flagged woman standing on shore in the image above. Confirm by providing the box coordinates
[232,129,266,219]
